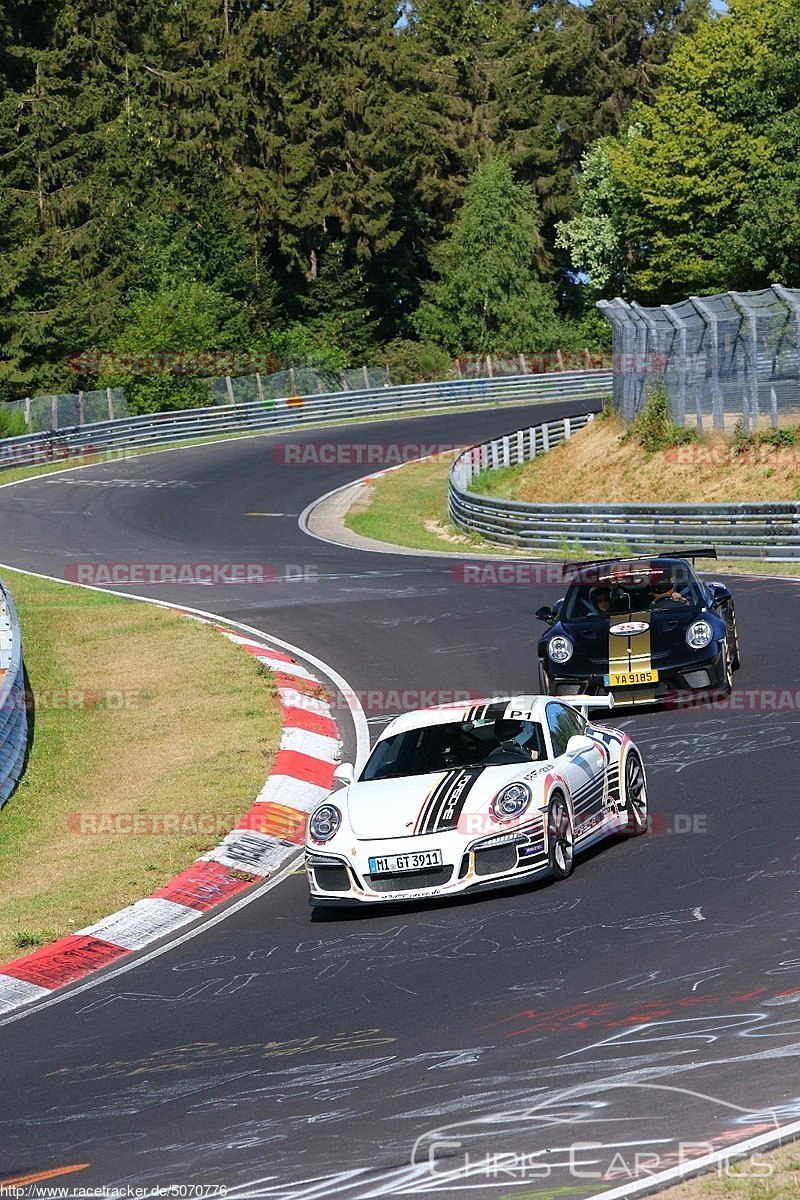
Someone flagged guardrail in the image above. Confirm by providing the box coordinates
[0,370,612,471]
[449,415,800,560]
[0,577,27,806]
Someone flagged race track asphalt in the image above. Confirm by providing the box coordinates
[1,398,799,1199]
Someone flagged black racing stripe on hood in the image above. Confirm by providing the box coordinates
[419,767,486,834]
[415,771,455,834]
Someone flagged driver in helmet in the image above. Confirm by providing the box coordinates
[589,585,613,616]
[493,718,540,760]
[650,575,689,605]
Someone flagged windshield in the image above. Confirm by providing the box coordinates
[561,561,702,620]
[360,717,547,782]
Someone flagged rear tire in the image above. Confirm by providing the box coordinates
[621,750,648,836]
[547,792,574,878]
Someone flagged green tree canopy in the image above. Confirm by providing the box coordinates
[102,280,249,413]
[413,157,560,353]
[559,0,800,302]
[0,0,710,402]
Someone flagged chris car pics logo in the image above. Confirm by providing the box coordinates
[411,1083,782,1185]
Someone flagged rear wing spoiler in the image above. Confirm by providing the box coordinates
[563,546,717,575]
[656,547,717,562]
[565,694,615,718]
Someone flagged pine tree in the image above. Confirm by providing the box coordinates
[413,157,560,354]
[0,0,275,399]
[228,0,416,343]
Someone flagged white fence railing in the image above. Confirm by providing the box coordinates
[0,371,612,472]
[0,577,27,806]
[449,414,800,560]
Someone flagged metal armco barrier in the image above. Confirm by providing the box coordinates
[449,415,800,560]
[0,577,27,806]
[0,370,612,472]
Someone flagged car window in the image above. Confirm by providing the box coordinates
[360,717,547,782]
[561,561,702,619]
[546,703,586,758]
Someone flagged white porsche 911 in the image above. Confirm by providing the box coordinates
[305,694,647,906]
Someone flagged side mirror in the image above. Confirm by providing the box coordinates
[333,762,355,786]
[708,583,732,606]
[565,734,596,759]
[535,606,555,624]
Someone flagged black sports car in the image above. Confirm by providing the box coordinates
[535,548,740,706]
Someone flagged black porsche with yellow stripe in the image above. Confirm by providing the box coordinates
[535,549,740,706]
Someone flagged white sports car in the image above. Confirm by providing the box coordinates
[305,694,647,906]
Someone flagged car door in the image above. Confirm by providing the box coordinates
[545,701,608,837]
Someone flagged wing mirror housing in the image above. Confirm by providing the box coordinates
[333,762,355,786]
[535,606,555,624]
[708,582,732,605]
[565,734,596,759]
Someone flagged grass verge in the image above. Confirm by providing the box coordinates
[0,571,282,963]
[343,454,800,577]
[649,1140,800,1200]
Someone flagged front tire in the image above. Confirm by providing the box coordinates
[547,792,574,878]
[727,604,741,670]
[537,659,550,696]
[621,750,648,836]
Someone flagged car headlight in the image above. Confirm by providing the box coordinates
[547,635,573,663]
[309,804,341,843]
[491,782,532,821]
[686,620,713,650]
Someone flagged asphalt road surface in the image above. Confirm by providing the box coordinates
[1,399,799,1199]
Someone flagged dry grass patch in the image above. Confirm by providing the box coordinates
[473,413,800,504]
[652,1139,800,1200]
[0,572,282,962]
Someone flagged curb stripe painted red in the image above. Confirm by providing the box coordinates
[0,936,128,989]
[0,622,340,1014]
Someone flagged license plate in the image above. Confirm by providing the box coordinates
[369,850,443,874]
[604,670,659,687]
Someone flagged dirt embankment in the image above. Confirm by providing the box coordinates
[478,415,800,504]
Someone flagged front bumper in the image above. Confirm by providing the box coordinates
[541,645,730,707]
[306,822,549,906]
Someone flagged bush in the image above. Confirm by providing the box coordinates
[260,324,347,376]
[0,404,29,437]
[625,380,699,452]
[732,420,800,452]
[101,281,251,416]
[383,339,452,385]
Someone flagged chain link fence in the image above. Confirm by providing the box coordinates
[4,365,390,434]
[2,350,611,435]
[598,284,800,430]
